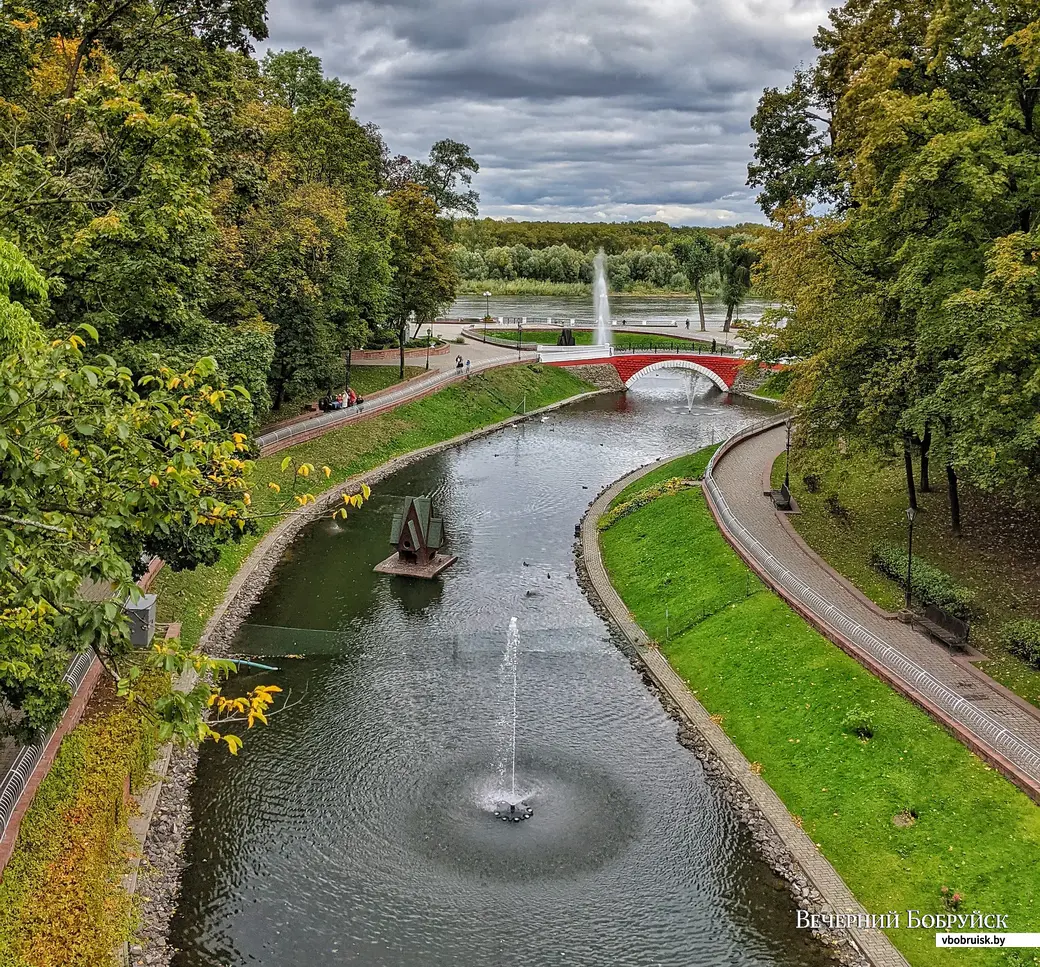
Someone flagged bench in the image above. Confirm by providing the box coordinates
[913,604,970,650]
[770,481,792,511]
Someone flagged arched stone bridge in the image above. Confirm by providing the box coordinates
[545,352,745,391]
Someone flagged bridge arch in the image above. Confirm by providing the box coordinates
[623,358,731,393]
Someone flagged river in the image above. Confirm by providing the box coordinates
[170,376,827,967]
[449,293,769,328]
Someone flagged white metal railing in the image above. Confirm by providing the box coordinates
[0,651,96,838]
[703,419,1040,783]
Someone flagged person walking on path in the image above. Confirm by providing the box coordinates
[465,359,471,378]
[685,318,690,330]
[711,338,717,353]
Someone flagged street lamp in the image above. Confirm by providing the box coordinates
[483,290,491,343]
[904,506,917,611]
[426,326,432,370]
[517,317,522,360]
[784,417,793,490]
[344,346,352,394]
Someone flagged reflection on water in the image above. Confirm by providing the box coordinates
[170,378,827,967]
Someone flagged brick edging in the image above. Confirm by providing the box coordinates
[579,461,908,967]
[706,421,1040,805]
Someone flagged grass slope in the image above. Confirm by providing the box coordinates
[600,460,1040,967]
[152,364,592,648]
[609,445,721,509]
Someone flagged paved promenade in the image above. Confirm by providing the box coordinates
[705,424,1040,798]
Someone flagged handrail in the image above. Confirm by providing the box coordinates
[703,418,1040,783]
[0,652,96,837]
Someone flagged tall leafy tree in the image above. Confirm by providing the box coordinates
[412,139,480,220]
[669,232,716,329]
[387,183,459,378]
[748,0,1040,521]
[259,47,355,111]
[717,234,757,332]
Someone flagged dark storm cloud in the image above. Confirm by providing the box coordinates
[264,0,829,223]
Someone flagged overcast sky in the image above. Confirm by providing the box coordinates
[264,0,829,225]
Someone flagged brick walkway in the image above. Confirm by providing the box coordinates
[705,423,1040,798]
[582,469,909,967]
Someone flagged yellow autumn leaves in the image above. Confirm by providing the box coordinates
[207,684,284,754]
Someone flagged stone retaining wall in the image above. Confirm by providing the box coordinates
[351,342,451,363]
[559,363,625,392]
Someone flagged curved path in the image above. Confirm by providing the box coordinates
[704,421,1040,801]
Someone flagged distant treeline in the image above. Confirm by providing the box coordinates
[453,243,703,291]
[453,219,765,253]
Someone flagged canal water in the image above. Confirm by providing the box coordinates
[170,377,828,967]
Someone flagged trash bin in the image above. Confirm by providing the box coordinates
[124,594,157,646]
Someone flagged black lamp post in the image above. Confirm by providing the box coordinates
[344,346,352,393]
[483,290,491,343]
[517,317,522,359]
[426,327,432,370]
[904,506,917,610]
[784,417,792,490]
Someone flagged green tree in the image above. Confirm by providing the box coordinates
[747,0,1040,524]
[747,69,840,215]
[387,183,459,378]
[413,139,480,219]
[260,47,355,112]
[0,246,367,744]
[717,234,757,332]
[670,232,717,329]
[31,0,267,100]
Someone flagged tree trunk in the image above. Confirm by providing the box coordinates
[723,304,734,333]
[919,426,931,493]
[64,35,93,101]
[947,464,961,536]
[695,283,706,331]
[273,377,287,411]
[399,319,406,380]
[903,436,917,511]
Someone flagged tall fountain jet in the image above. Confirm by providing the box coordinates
[494,617,534,822]
[592,249,613,348]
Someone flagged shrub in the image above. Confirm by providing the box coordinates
[598,478,693,530]
[824,493,849,521]
[802,473,821,493]
[841,706,874,740]
[1001,620,1040,667]
[869,542,975,618]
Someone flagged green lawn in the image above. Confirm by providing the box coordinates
[609,445,720,509]
[153,364,592,648]
[754,370,794,400]
[488,328,718,351]
[770,448,1040,710]
[600,462,1040,967]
